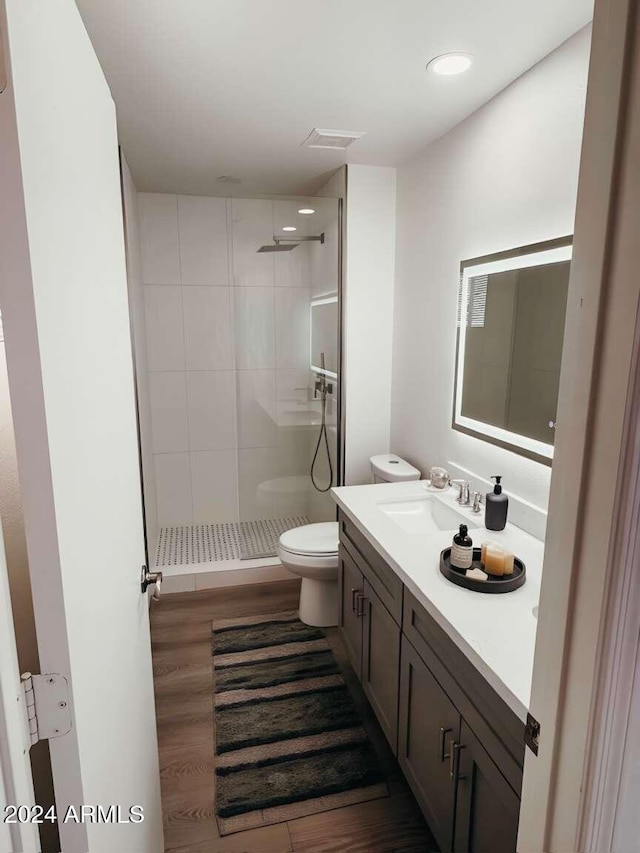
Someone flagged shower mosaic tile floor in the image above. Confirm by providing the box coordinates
[154,517,309,567]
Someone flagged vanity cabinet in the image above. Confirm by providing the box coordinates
[398,636,460,852]
[338,540,401,753]
[453,721,521,853]
[338,545,363,679]
[338,510,526,853]
[361,579,401,752]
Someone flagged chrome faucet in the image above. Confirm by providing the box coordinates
[451,479,471,505]
[471,491,484,513]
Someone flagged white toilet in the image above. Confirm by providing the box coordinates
[370,453,422,484]
[277,454,421,627]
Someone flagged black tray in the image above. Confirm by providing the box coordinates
[440,547,526,594]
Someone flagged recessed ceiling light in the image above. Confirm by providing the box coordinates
[427,52,473,76]
[298,208,316,215]
[282,226,297,232]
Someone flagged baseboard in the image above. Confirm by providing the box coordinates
[160,563,296,594]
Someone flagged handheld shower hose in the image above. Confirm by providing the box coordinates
[310,354,334,493]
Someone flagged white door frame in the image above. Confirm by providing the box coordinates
[519,0,640,849]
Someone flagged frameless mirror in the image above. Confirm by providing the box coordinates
[453,237,572,465]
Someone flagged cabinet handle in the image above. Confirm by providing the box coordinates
[350,588,359,612]
[450,742,465,785]
[356,593,366,617]
[438,727,452,762]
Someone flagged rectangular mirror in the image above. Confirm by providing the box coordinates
[310,295,338,378]
[453,237,572,465]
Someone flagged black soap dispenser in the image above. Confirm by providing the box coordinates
[485,476,508,531]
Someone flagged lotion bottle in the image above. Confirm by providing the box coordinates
[451,524,473,570]
[485,475,508,531]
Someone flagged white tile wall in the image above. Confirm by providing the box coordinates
[276,288,311,369]
[183,286,234,370]
[231,198,275,287]
[149,372,189,453]
[178,196,229,286]
[275,242,312,289]
[237,369,278,449]
[139,194,180,285]
[277,368,312,403]
[190,450,239,522]
[144,286,185,370]
[155,452,193,525]
[138,193,327,530]
[234,287,276,369]
[186,371,236,451]
[238,447,304,520]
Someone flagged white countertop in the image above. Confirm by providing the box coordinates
[331,480,544,722]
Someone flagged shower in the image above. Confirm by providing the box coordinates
[257,233,325,252]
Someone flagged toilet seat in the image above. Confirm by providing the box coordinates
[278,522,339,558]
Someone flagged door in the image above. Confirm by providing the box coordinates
[453,721,520,853]
[0,2,163,851]
[0,522,39,853]
[338,546,363,677]
[361,579,401,753]
[398,637,460,853]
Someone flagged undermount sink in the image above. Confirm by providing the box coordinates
[378,496,481,534]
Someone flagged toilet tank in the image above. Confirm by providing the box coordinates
[370,454,421,483]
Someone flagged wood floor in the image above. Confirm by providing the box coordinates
[150,578,438,853]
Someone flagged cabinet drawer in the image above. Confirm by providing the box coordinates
[339,511,403,624]
[403,589,525,794]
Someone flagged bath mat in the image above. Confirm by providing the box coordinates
[211,611,388,835]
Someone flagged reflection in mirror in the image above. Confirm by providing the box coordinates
[311,296,338,377]
[453,238,571,464]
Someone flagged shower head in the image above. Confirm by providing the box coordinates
[257,242,300,253]
[257,232,325,253]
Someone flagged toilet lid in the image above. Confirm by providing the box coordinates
[279,522,339,556]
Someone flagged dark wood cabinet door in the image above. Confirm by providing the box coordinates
[361,579,401,754]
[398,636,460,852]
[338,546,364,679]
[453,721,521,853]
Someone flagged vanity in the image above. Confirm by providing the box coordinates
[332,480,543,853]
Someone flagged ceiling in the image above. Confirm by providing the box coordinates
[75,0,593,197]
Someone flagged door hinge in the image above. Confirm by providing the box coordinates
[21,672,72,748]
[525,712,541,756]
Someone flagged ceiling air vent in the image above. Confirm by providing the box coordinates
[301,128,366,151]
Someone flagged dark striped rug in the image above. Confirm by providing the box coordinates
[211,611,388,835]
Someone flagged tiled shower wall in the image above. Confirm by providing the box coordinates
[138,193,338,527]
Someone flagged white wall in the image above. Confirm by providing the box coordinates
[344,165,397,484]
[391,27,591,514]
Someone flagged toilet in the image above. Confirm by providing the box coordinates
[277,522,340,627]
[370,453,422,484]
[277,453,421,627]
